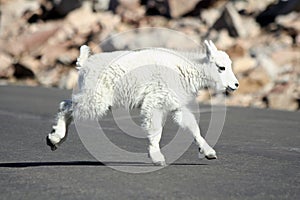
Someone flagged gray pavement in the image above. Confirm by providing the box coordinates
[0,85,299,199]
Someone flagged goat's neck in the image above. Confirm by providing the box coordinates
[189,57,214,92]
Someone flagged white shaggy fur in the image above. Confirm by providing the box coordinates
[46,40,239,165]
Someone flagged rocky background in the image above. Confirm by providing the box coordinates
[0,0,299,111]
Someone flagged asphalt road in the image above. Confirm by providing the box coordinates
[0,85,299,200]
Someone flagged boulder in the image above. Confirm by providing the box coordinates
[233,0,277,15]
[36,65,63,87]
[6,25,59,57]
[237,67,270,94]
[0,53,14,78]
[168,0,201,18]
[66,2,120,39]
[212,2,260,38]
[256,0,300,27]
[58,69,78,89]
[276,12,300,32]
[40,0,82,19]
[271,47,300,67]
[265,83,299,111]
[276,12,300,44]
[144,0,170,17]
[214,30,235,50]
[226,42,247,58]
[93,0,113,12]
[144,0,215,18]
[66,2,98,36]
[0,0,39,37]
[12,63,35,79]
[256,53,279,81]
[18,55,41,75]
[226,94,260,108]
[116,0,146,24]
[196,89,211,102]
[232,56,257,75]
[212,2,247,38]
[297,34,300,45]
[200,8,221,27]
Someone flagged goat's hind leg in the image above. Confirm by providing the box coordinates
[46,100,73,151]
[143,109,166,166]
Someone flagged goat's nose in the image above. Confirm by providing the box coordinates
[235,83,239,87]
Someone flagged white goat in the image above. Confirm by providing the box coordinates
[46,40,239,166]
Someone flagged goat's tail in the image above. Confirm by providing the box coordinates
[76,45,91,70]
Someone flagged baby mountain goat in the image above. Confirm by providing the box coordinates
[46,40,239,166]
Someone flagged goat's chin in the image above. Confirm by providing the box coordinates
[226,86,237,92]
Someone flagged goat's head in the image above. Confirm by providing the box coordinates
[204,40,239,92]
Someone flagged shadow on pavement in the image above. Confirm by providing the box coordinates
[0,161,207,168]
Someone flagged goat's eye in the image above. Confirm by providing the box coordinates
[217,65,225,72]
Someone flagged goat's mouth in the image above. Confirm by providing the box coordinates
[226,86,236,92]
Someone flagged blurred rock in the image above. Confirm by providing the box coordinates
[265,83,299,111]
[116,0,146,24]
[66,2,99,36]
[212,2,260,38]
[58,69,78,89]
[0,0,39,37]
[226,94,264,108]
[267,94,298,111]
[139,15,168,27]
[37,65,63,87]
[19,55,41,75]
[237,67,270,94]
[0,53,14,78]
[93,0,114,12]
[233,56,257,74]
[144,0,213,18]
[57,48,79,65]
[200,8,221,27]
[97,12,121,40]
[276,12,300,44]
[39,0,82,20]
[271,47,300,67]
[256,53,279,81]
[144,0,170,17]
[6,25,59,57]
[213,2,247,38]
[168,0,201,18]
[196,89,211,102]
[276,12,300,32]
[12,63,35,79]
[256,0,300,27]
[233,0,276,15]
[226,42,247,58]
[214,30,234,50]
[296,34,300,45]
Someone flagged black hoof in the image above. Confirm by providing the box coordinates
[46,136,57,151]
[205,155,217,160]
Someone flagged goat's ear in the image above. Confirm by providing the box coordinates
[209,40,218,52]
[204,40,213,59]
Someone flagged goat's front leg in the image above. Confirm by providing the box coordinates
[174,107,217,160]
[46,100,73,151]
